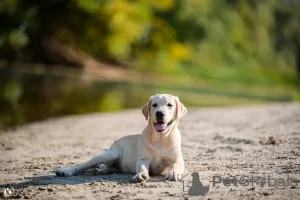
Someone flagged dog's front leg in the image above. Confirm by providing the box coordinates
[131,158,150,183]
[164,155,185,181]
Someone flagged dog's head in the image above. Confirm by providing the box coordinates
[142,94,187,134]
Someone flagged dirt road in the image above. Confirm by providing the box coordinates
[1,103,300,199]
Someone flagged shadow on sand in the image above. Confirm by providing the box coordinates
[0,173,166,189]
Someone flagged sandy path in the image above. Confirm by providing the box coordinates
[1,103,300,199]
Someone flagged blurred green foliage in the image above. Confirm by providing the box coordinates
[1,0,300,78]
[1,0,300,130]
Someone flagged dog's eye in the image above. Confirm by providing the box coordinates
[152,103,158,107]
[167,103,173,107]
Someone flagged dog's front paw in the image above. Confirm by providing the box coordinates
[164,171,181,181]
[55,167,74,177]
[131,172,150,183]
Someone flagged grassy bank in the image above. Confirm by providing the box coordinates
[0,63,299,130]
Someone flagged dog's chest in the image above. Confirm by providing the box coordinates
[149,157,165,175]
[149,143,169,156]
[148,144,171,175]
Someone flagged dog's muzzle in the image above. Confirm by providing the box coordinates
[153,119,173,132]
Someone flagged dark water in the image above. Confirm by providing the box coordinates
[0,67,161,129]
[0,67,293,130]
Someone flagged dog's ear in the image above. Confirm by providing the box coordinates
[142,98,152,121]
[175,96,187,120]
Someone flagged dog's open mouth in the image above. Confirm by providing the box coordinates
[153,120,173,132]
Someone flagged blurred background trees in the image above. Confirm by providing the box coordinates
[1,0,300,75]
[0,0,300,129]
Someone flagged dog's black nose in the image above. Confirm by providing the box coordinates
[156,111,164,119]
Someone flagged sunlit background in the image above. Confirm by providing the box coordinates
[0,0,299,129]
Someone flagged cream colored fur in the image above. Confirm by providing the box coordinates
[55,94,187,182]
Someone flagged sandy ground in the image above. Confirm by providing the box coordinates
[1,103,300,200]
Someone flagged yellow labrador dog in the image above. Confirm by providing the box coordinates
[55,94,187,182]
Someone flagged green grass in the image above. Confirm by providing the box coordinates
[139,63,300,103]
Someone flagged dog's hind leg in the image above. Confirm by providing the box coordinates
[55,151,119,177]
[93,164,120,175]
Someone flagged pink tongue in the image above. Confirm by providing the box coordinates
[155,123,166,131]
